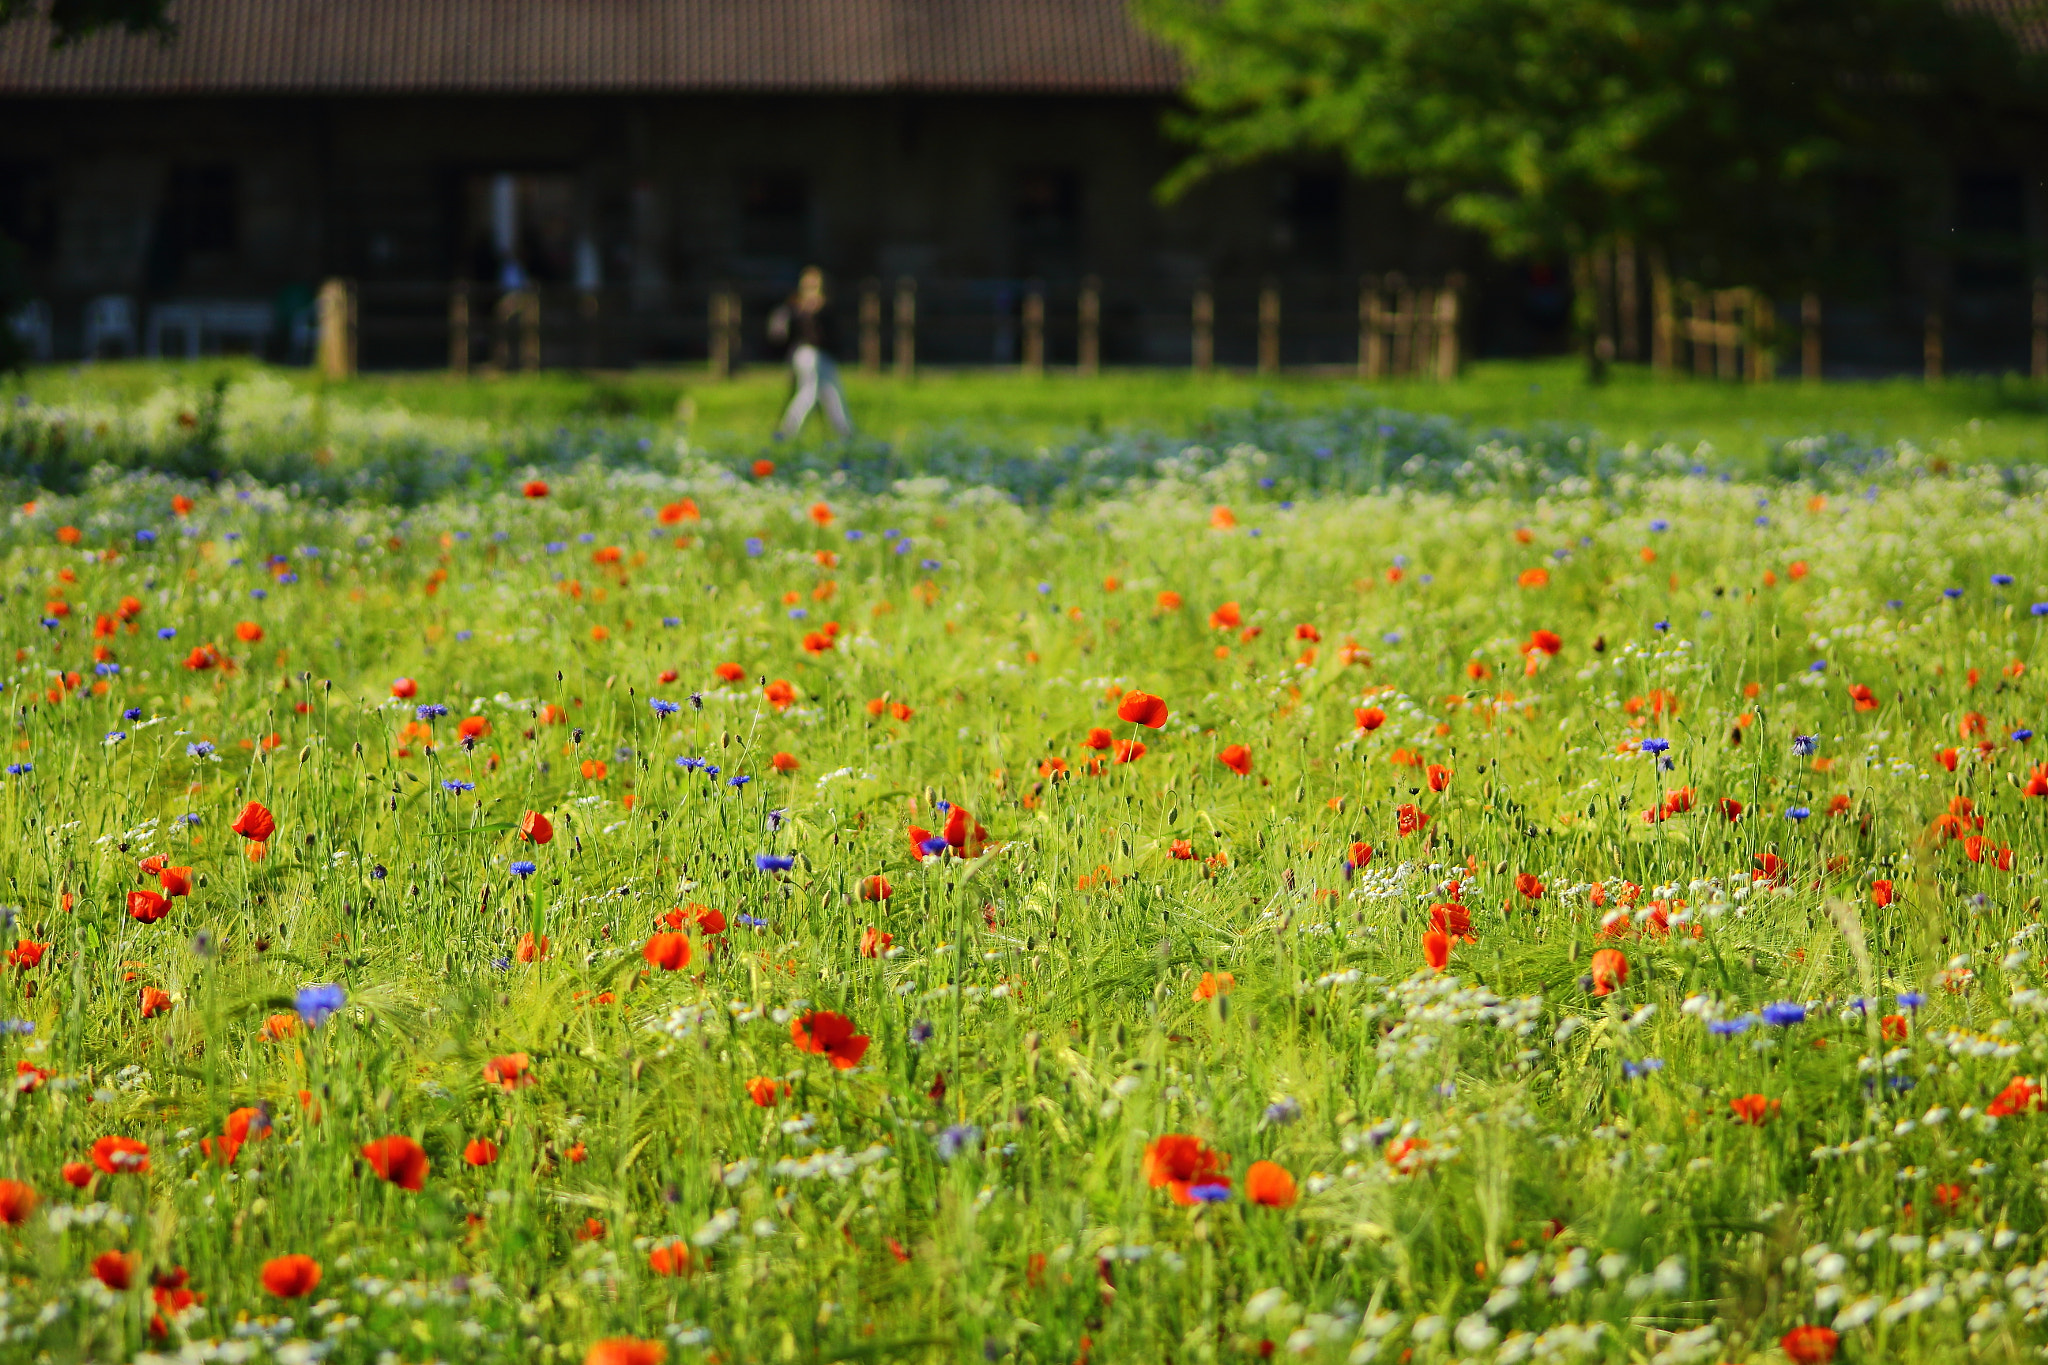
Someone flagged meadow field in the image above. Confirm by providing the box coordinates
[2,363,2048,1364]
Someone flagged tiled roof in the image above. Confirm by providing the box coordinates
[0,0,1184,95]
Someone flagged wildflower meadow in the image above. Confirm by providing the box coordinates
[5,386,2048,1365]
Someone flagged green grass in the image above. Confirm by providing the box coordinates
[18,356,2048,466]
[4,373,2048,1365]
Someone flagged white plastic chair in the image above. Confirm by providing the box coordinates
[82,295,137,358]
[7,301,52,362]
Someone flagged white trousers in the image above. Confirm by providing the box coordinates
[778,344,853,438]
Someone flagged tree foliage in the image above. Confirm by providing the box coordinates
[0,0,172,47]
[1139,0,2048,291]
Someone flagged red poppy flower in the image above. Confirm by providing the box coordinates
[942,805,990,856]
[1847,683,1879,711]
[859,926,893,958]
[463,1138,499,1166]
[1871,879,1894,907]
[1780,1326,1838,1364]
[790,1010,870,1069]
[1142,1133,1228,1205]
[1194,971,1234,1000]
[1423,930,1451,971]
[362,1135,430,1190]
[261,1254,322,1298]
[515,810,553,846]
[771,751,799,773]
[658,500,700,525]
[6,939,46,972]
[522,480,549,499]
[745,1077,787,1107]
[648,1241,693,1276]
[184,644,221,670]
[1395,804,1429,837]
[764,679,796,710]
[91,1136,150,1175]
[1244,1160,1298,1208]
[1718,797,1743,821]
[1588,948,1628,996]
[139,987,172,1018]
[230,801,276,842]
[1987,1076,2044,1117]
[1081,727,1113,750]
[1937,747,1961,772]
[1729,1094,1779,1126]
[158,866,192,897]
[1879,1013,1909,1042]
[1117,691,1169,728]
[0,1179,37,1225]
[1217,744,1252,776]
[1157,590,1183,611]
[1112,739,1146,764]
[61,1161,91,1187]
[1346,841,1372,870]
[127,890,170,922]
[1426,764,1452,792]
[1354,706,1386,731]
[482,1054,534,1091]
[586,1340,667,1365]
[859,875,892,901]
[92,1248,139,1290]
[1207,602,1241,630]
[1430,903,1473,940]
[1169,839,1194,859]
[1514,873,1543,901]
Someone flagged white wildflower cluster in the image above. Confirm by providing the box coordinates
[769,1143,891,1182]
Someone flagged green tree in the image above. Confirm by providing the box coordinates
[0,0,171,46]
[1139,0,2048,372]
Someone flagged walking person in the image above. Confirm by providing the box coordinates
[768,266,853,440]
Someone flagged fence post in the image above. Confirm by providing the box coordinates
[893,277,916,379]
[859,281,882,374]
[449,284,469,377]
[1592,247,1616,366]
[1616,240,1640,362]
[1924,309,1944,384]
[1078,276,1100,377]
[1650,255,1674,376]
[2033,276,2047,382]
[519,290,541,372]
[1191,282,1214,375]
[1436,276,1463,380]
[1801,292,1822,383]
[578,289,599,369]
[708,290,731,379]
[1022,286,1045,375]
[1746,289,1772,384]
[316,278,355,379]
[1361,277,1385,380]
[1257,280,1280,375]
[1387,273,1412,377]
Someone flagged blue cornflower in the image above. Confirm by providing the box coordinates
[490,956,512,971]
[845,529,865,541]
[187,741,214,758]
[2015,729,2035,743]
[1640,738,1670,754]
[577,533,595,544]
[158,627,177,639]
[176,812,200,825]
[662,617,679,628]
[251,588,267,600]
[1792,735,1819,756]
[650,698,679,717]
[677,756,704,771]
[755,853,795,872]
[1761,1001,1807,1026]
[1994,574,2015,587]
[919,837,950,857]
[1755,516,1770,527]
[908,1020,934,1045]
[1186,1183,1233,1204]
[1707,1015,1757,1036]
[921,558,942,570]
[510,861,537,878]
[1037,582,1052,595]
[1649,519,1670,532]
[416,703,449,720]
[2034,604,2048,617]
[1622,1058,1665,1079]
[788,607,808,620]
[935,1124,981,1161]
[442,779,475,793]
[744,537,765,557]
[295,983,347,1027]
[37,618,57,631]
[370,865,387,880]
[766,808,786,832]
[1944,588,1963,599]
[736,913,768,928]
[1808,659,1827,672]
[123,707,141,721]
[4,764,29,777]
[456,630,472,642]
[704,763,720,779]
[277,572,297,585]
[1898,992,1925,1011]
[1264,1097,1301,1125]
[0,1020,32,1036]
[95,662,118,677]
[135,528,156,545]
[546,541,566,555]
[104,731,126,745]
[1653,621,1668,633]
[894,540,912,555]
[728,774,751,789]
[1786,807,1811,821]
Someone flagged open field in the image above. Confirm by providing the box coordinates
[2,376,2048,1364]
[15,358,2048,469]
